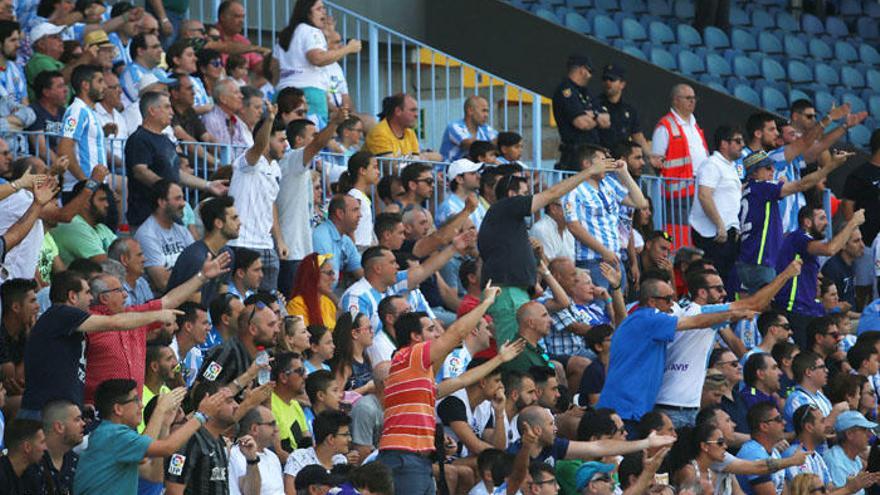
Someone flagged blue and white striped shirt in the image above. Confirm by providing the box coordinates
[562,175,629,261]
[340,271,409,331]
[767,146,806,234]
[60,97,105,191]
[108,33,132,66]
[439,119,498,161]
[435,193,488,230]
[119,62,161,103]
[191,75,211,107]
[0,60,28,103]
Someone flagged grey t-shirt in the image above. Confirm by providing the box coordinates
[350,394,382,448]
[134,214,195,271]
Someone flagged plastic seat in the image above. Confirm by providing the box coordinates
[734,55,760,79]
[857,18,880,40]
[801,13,824,36]
[789,88,810,105]
[814,91,834,113]
[534,8,561,23]
[734,84,761,106]
[593,14,620,38]
[868,70,880,90]
[834,41,859,64]
[759,32,783,56]
[595,0,620,10]
[809,38,833,60]
[842,93,867,113]
[677,50,705,74]
[776,11,799,32]
[861,44,880,66]
[622,45,647,60]
[825,16,849,38]
[751,10,775,30]
[649,21,675,44]
[621,18,647,41]
[676,24,702,47]
[870,95,880,117]
[564,12,591,32]
[706,81,728,94]
[673,0,694,19]
[620,0,648,13]
[784,34,808,59]
[566,0,593,6]
[848,125,871,148]
[706,53,732,76]
[787,60,813,83]
[867,2,880,19]
[732,28,757,52]
[730,6,749,26]
[647,0,672,16]
[814,63,840,86]
[650,47,677,70]
[839,0,861,17]
[761,58,786,81]
[841,66,866,89]
[762,87,788,112]
[703,26,729,49]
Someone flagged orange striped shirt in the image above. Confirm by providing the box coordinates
[379,341,437,453]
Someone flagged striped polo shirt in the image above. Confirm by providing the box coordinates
[379,341,436,453]
[562,175,629,262]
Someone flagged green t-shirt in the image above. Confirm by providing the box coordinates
[25,53,64,101]
[52,215,117,265]
[272,392,309,451]
[501,340,553,374]
[37,232,59,284]
[163,0,188,15]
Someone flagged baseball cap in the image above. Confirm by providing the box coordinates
[84,29,114,49]
[295,465,332,491]
[603,63,626,80]
[30,23,65,43]
[567,54,593,71]
[835,410,879,432]
[447,158,482,181]
[138,72,178,94]
[574,461,616,491]
[743,150,774,175]
[317,253,334,267]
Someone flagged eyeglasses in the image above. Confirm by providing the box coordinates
[117,395,140,406]
[704,438,727,446]
[256,420,277,427]
[284,367,306,376]
[101,287,126,295]
[811,363,828,371]
[531,478,558,486]
[762,415,785,424]
[415,177,435,185]
[320,269,335,276]
[802,113,817,120]
[208,59,223,67]
[335,431,352,437]
[773,322,792,330]
[730,137,744,144]
[651,295,675,303]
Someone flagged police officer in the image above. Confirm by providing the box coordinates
[552,54,610,170]
[598,65,641,152]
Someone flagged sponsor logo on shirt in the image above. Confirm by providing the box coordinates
[210,466,227,481]
[168,454,186,475]
[203,361,222,381]
[63,116,77,134]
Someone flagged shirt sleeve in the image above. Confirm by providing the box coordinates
[67,222,110,260]
[842,172,863,202]
[562,191,579,224]
[651,125,669,157]
[341,237,361,272]
[437,396,468,425]
[227,446,247,495]
[698,161,722,188]
[115,426,153,463]
[61,106,83,140]
[650,310,678,342]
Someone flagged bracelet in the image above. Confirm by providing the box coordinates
[246,457,260,465]
[232,378,242,390]
[9,180,18,191]
[609,283,621,291]
[605,297,613,304]
[161,17,171,23]
[193,411,208,425]
[85,179,99,193]
[196,271,205,280]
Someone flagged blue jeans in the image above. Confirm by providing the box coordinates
[655,404,699,429]
[376,450,436,495]
[735,261,776,294]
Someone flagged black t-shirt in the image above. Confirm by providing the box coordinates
[821,254,856,306]
[577,359,606,406]
[28,101,64,152]
[22,449,79,494]
[165,427,229,495]
[21,305,90,411]
[437,395,469,426]
[0,455,30,495]
[197,336,251,386]
[842,161,880,245]
[597,95,641,152]
[0,321,26,365]
[477,195,536,288]
[166,241,233,302]
[124,126,182,226]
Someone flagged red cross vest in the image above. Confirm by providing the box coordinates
[656,112,707,198]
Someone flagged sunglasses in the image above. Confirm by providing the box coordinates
[704,438,727,446]
[762,415,785,424]
[284,367,306,376]
[247,301,268,325]
[774,322,791,330]
[415,177,435,185]
[208,59,223,67]
[802,113,817,120]
[651,295,675,303]
[540,353,556,370]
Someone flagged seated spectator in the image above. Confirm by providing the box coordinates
[0,278,39,412]
[499,302,555,374]
[51,180,116,265]
[496,131,525,168]
[287,253,340,329]
[365,94,441,161]
[229,406,285,495]
[439,96,498,162]
[530,200,575,261]
[821,228,864,311]
[270,351,309,465]
[336,151,379,250]
[468,140,499,165]
[577,324,613,407]
[133,180,195,294]
[784,352,837,433]
[312,195,364,292]
[201,79,252,161]
[119,32,165,103]
[0,419,46,491]
[329,311,374,395]
[437,159,485,229]
[21,400,83,493]
[24,23,65,100]
[107,238,154,306]
[228,248,262,300]
[95,71,130,166]
[823,411,876,495]
[27,70,66,159]
[283,410,352,490]
[437,356,506,458]
[304,324,334,375]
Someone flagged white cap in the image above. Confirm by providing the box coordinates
[30,23,65,43]
[137,72,175,95]
[446,158,482,181]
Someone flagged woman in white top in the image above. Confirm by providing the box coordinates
[274,0,361,122]
[337,151,380,250]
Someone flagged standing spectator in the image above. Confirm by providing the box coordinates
[0,419,46,491]
[823,411,876,495]
[436,356,506,457]
[597,64,652,160]
[57,64,106,197]
[563,144,649,288]
[842,130,880,311]
[217,0,267,73]
[735,403,787,495]
[227,106,287,292]
[274,0,360,121]
[552,55,609,169]
[51,180,116,265]
[529,200,575,261]
[439,96,498,162]
[0,21,29,107]
[166,196,239,304]
[108,237,154,306]
[689,125,744,288]
[171,302,209,388]
[95,71,131,166]
[821,229,865,310]
[19,271,177,418]
[650,84,708,246]
[27,70,67,160]
[782,405,830,483]
[577,325,613,406]
[437,158,486,229]
[311,195,363,292]
[201,79,252,162]
[134,180,195,294]
[22,400,83,494]
[119,33,164,103]
[230,406,285,495]
[271,352,309,457]
[736,354,783,422]
[141,344,177,421]
[339,151,380,251]
[365,94,441,161]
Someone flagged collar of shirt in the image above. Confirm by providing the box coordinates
[670,108,697,127]
[711,150,734,167]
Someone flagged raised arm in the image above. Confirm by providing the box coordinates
[3,179,58,251]
[430,284,499,368]
[565,431,675,459]
[408,231,473,290]
[78,309,180,334]
[677,309,753,331]
[780,154,846,198]
[146,389,226,457]
[304,108,348,164]
[437,339,525,398]
[161,252,231,308]
[244,105,277,166]
[732,259,802,311]
[807,210,864,257]
[614,164,650,209]
[412,195,478,258]
[532,158,620,213]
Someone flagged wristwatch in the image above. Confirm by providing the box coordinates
[246,457,260,465]
[193,412,209,425]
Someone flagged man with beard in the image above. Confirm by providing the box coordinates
[773,205,866,342]
[0,279,39,416]
[57,65,107,200]
[135,180,195,293]
[21,399,85,494]
[141,344,178,427]
[500,370,538,446]
[51,179,117,265]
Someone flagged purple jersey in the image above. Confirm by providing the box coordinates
[738,180,784,267]
[773,229,823,316]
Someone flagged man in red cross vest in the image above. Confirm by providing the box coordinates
[650,84,709,249]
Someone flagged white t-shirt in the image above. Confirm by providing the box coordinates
[228,153,281,250]
[94,102,130,167]
[276,148,313,261]
[655,302,730,408]
[228,444,285,495]
[529,215,575,261]
[348,188,375,249]
[366,329,396,366]
[323,62,348,108]
[690,151,742,238]
[134,214,195,270]
[275,23,327,90]
[437,388,495,458]
[282,447,346,477]
[0,189,42,279]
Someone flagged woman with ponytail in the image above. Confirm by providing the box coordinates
[329,311,374,397]
[287,252,338,330]
[337,151,380,251]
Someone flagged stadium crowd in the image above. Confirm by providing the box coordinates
[0,0,879,494]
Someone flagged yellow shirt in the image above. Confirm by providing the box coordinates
[139,384,171,432]
[272,391,309,450]
[286,295,337,331]
[364,119,420,157]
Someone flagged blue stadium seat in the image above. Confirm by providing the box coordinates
[706,53,732,76]
[730,6,749,26]
[809,38,833,60]
[784,34,808,59]
[870,95,880,117]
[861,44,880,65]
[839,0,860,17]
[788,60,813,83]
[647,0,672,16]
[649,21,675,44]
[759,32,783,56]
[834,41,859,64]
[734,55,760,79]
[801,14,825,36]
[731,28,757,52]
[650,47,677,70]
[867,2,880,18]
[789,88,810,105]
[734,84,761,106]
[703,26,730,49]
[620,0,648,13]
[814,63,840,86]
[564,12,591,32]
[673,0,694,19]
[842,93,867,113]
[677,50,705,75]
[761,58,786,81]
[676,24,702,47]
[566,0,593,7]
[841,67,866,89]
[622,45,647,60]
[848,125,871,148]
[595,0,620,10]
[593,14,620,38]
[751,10,775,30]
[534,7,561,23]
[814,91,834,113]
[621,18,647,40]
[867,69,880,90]
[825,16,849,38]
[857,18,880,40]
[762,87,788,113]
[776,11,799,32]
[705,81,729,94]
[542,0,566,5]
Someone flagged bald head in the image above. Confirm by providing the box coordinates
[516,301,543,326]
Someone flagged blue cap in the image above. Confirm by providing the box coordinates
[603,63,626,80]
[567,54,593,71]
[834,410,879,432]
[857,299,880,335]
[575,461,616,491]
[743,150,774,175]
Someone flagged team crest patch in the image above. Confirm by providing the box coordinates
[562,88,572,98]
[168,454,186,475]
[203,361,222,381]
[563,200,574,216]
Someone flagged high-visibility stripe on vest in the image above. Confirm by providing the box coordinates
[656,112,707,198]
